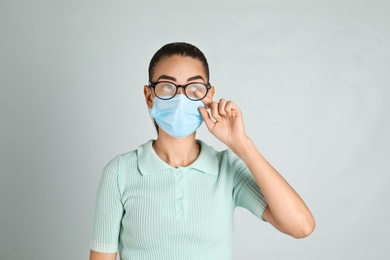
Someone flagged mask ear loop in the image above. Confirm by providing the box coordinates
[148,107,153,124]
[147,89,159,134]
[147,84,154,124]
[148,107,160,135]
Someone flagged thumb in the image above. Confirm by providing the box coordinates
[198,106,214,131]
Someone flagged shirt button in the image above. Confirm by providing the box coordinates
[177,191,183,198]
[176,172,182,178]
[177,208,183,215]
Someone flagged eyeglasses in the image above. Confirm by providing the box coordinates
[149,81,211,101]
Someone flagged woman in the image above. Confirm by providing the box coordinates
[89,42,315,260]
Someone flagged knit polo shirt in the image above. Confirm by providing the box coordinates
[90,139,268,260]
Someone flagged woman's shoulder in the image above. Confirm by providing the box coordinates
[104,140,153,168]
[197,139,244,168]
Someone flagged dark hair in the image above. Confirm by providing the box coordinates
[148,42,210,82]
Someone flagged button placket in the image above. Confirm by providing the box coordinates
[173,168,187,220]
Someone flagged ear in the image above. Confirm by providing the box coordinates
[144,85,154,109]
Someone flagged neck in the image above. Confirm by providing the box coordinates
[153,131,200,168]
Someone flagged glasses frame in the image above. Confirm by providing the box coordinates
[148,81,211,101]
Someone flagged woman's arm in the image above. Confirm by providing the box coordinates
[199,98,315,238]
[89,250,117,260]
[232,138,315,238]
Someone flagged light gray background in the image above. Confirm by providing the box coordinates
[1,1,389,259]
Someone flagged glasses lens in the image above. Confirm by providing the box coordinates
[154,82,176,99]
[185,83,208,100]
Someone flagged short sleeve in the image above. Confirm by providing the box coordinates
[232,157,268,221]
[90,155,124,253]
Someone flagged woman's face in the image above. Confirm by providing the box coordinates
[144,55,214,109]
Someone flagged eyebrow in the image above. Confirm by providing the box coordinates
[156,74,205,82]
[187,75,205,82]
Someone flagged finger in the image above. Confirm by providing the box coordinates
[194,90,205,101]
[225,100,240,117]
[210,101,222,121]
[225,100,234,117]
[198,106,215,131]
[200,95,213,109]
[218,98,228,116]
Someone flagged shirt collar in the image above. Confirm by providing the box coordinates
[137,139,219,176]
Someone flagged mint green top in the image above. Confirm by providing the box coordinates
[90,139,268,260]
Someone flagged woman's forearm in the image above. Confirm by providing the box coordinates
[231,137,316,238]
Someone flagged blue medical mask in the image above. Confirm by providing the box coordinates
[150,94,205,138]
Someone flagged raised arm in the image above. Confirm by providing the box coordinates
[231,138,315,238]
[199,97,315,238]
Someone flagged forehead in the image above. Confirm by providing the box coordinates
[152,55,207,82]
